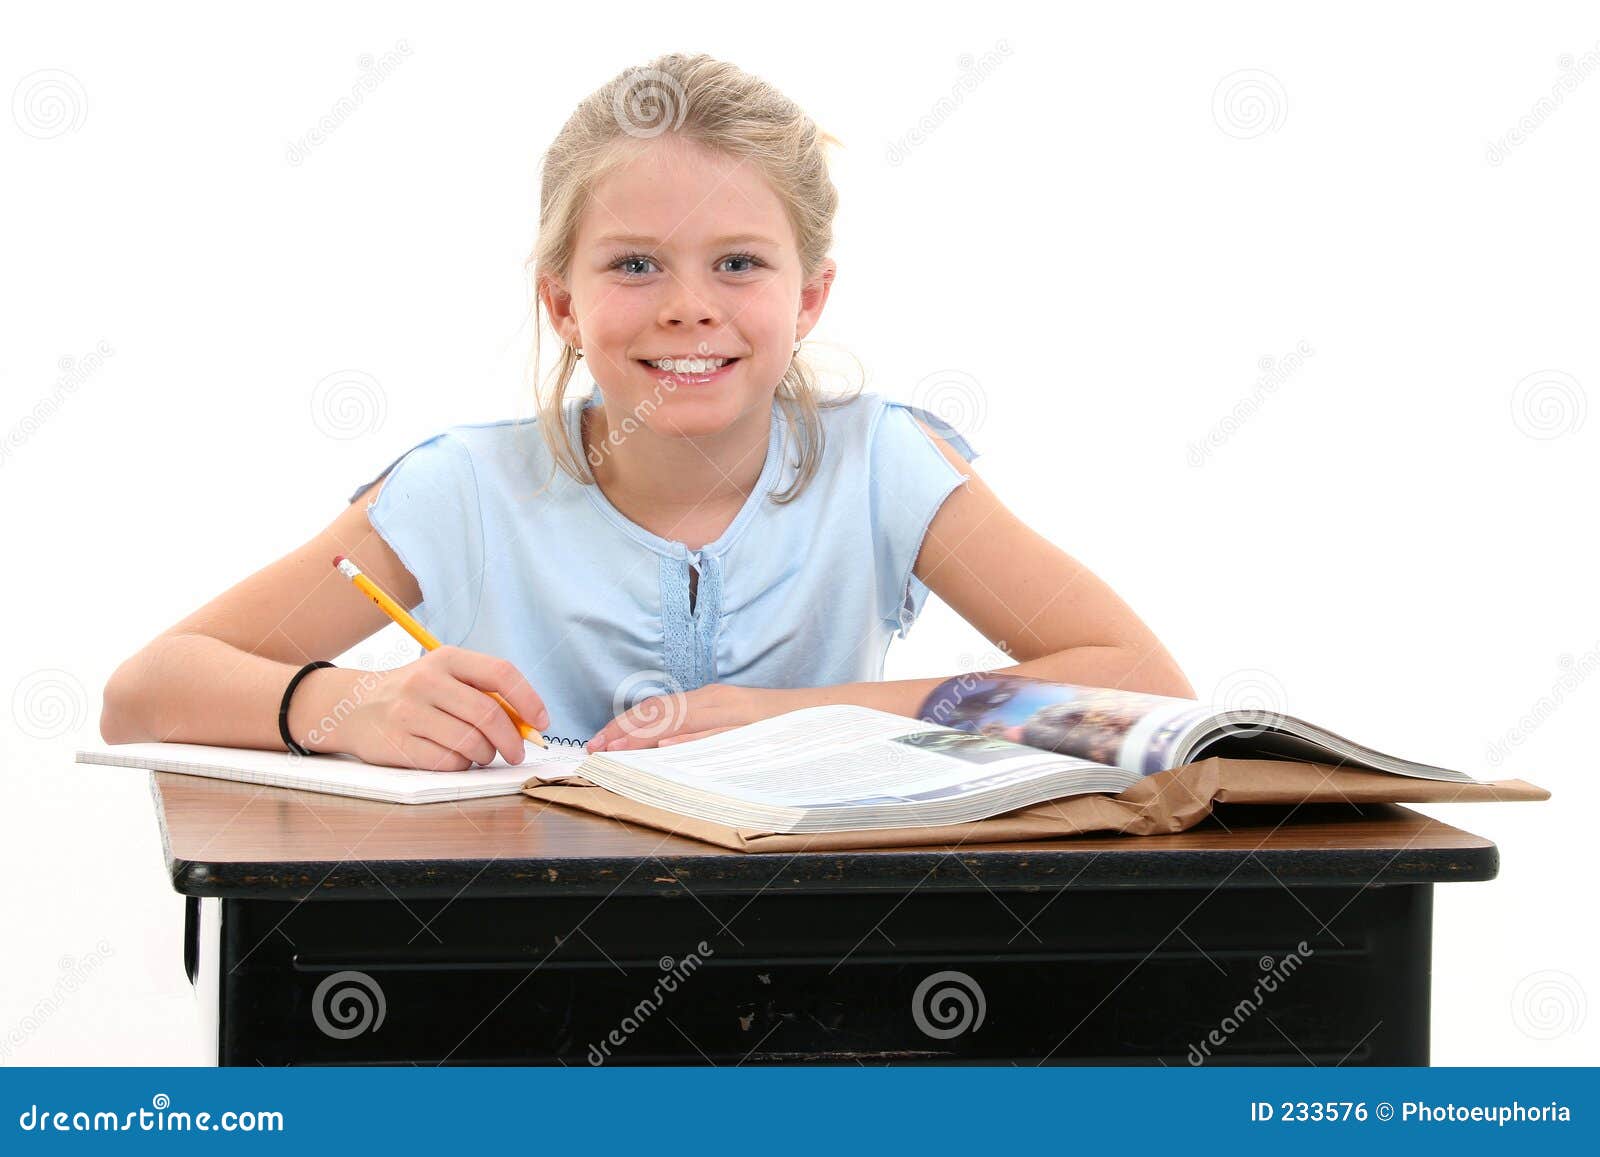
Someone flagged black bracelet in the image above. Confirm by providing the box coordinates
[279,660,336,756]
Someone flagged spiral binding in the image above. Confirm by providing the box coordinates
[541,733,590,750]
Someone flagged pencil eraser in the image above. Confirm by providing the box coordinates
[332,554,345,568]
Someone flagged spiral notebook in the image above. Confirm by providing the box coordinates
[75,737,589,804]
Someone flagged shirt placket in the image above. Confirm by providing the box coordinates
[660,548,723,691]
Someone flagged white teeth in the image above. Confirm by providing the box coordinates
[646,357,730,373]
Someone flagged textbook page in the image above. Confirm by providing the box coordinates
[588,704,1132,808]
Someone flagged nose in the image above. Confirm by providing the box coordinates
[657,269,724,331]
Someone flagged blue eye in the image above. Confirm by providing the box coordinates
[611,253,658,277]
[721,252,762,273]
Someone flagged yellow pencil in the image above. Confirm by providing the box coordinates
[332,555,547,749]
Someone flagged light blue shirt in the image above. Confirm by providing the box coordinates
[347,388,979,746]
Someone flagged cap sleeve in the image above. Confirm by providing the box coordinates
[869,401,981,640]
[349,431,486,647]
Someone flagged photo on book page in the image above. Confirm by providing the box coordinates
[919,672,1215,775]
[915,671,1491,783]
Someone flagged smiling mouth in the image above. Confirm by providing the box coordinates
[636,358,741,374]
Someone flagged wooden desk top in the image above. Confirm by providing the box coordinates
[149,772,1500,899]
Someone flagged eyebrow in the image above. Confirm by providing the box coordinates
[593,232,781,249]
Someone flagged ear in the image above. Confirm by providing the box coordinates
[538,272,581,348]
[795,258,837,342]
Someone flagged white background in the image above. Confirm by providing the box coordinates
[2,1,1594,1065]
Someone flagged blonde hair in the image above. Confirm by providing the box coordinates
[525,52,860,504]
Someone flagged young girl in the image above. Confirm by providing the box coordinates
[100,53,1194,770]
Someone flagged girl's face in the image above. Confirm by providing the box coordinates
[546,134,834,440]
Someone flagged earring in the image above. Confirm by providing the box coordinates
[792,340,802,354]
[573,346,584,359]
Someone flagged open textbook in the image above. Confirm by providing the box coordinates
[78,674,1487,823]
[538,675,1488,833]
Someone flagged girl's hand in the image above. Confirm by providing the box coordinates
[311,645,550,771]
[586,683,804,753]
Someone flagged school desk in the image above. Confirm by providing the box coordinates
[148,771,1500,1065]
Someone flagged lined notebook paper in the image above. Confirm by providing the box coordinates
[75,741,588,804]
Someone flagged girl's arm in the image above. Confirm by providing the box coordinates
[99,477,419,749]
[806,418,1197,717]
[99,477,547,768]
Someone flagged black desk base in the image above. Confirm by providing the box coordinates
[188,881,1430,1066]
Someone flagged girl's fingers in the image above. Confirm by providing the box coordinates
[416,706,499,766]
[436,646,550,731]
[401,733,475,772]
[431,674,527,763]
[601,698,705,750]
[358,730,473,773]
